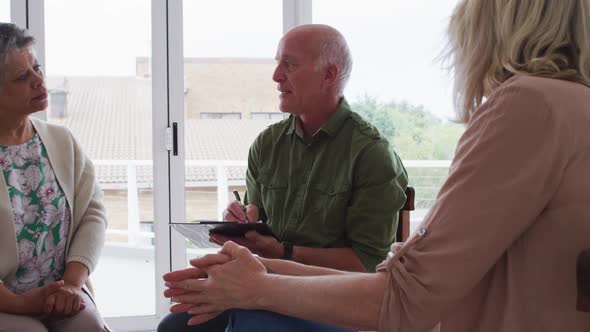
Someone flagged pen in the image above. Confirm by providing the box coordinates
[233,190,241,203]
[233,190,248,222]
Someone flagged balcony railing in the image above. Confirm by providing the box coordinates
[92,159,452,247]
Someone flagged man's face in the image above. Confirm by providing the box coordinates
[272,32,325,115]
[0,48,48,117]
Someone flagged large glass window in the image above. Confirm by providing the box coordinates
[314,0,461,228]
[44,0,154,318]
[182,0,282,225]
[13,1,467,327]
[200,112,242,120]
[0,0,9,22]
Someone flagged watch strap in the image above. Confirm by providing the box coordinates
[282,242,294,260]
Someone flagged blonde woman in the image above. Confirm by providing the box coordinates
[163,1,590,331]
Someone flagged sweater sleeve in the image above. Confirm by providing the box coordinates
[376,82,570,331]
[66,136,107,274]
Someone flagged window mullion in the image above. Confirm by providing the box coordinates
[164,0,189,282]
[283,0,312,33]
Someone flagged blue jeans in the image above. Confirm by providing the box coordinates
[226,310,356,332]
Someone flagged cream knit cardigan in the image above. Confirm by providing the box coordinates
[0,117,107,283]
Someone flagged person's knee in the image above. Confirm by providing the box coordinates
[158,312,194,332]
[51,307,107,332]
[0,314,47,332]
[80,310,107,332]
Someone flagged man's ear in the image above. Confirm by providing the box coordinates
[323,64,340,86]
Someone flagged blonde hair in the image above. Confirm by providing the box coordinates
[446,0,590,123]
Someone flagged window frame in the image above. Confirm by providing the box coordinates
[13,1,322,330]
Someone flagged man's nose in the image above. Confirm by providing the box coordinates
[272,65,284,83]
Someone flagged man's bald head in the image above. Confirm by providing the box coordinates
[281,24,352,96]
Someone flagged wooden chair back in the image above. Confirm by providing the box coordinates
[395,187,415,242]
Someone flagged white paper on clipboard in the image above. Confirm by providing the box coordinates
[171,223,220,249]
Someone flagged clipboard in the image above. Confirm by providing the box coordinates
[171,221,278,248]
[208,222,278,240]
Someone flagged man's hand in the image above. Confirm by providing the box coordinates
[17,281,64,315]
[164,242,268,325]
[44,283,86,317]
[222,201,259,223]
[209,230,283,259]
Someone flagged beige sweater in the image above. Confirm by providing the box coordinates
[0,118,106,283]
[378,76,590,331]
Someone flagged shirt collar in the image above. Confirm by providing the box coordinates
[285,98,352,139]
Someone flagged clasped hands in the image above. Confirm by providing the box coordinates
[20,280,86,317]
[163,241,267,326]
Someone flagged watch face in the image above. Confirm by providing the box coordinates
[578,249,590,312]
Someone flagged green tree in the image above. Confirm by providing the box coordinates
[352,94,396,139]
[350,96,465,209]
[351,96,463,160]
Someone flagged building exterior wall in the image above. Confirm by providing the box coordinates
[137,57,281,120]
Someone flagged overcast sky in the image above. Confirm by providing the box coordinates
[4,0,458,118]
[0,0,9,22]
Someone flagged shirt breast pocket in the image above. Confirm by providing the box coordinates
[257,173,287,221]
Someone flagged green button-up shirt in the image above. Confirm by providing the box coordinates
[244,99,408,271]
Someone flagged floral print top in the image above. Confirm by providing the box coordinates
[0,134,71,294]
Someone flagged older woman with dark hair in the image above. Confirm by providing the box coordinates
[0,23,107,332]
[163,0,590,331]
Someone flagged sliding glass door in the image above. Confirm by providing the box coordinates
[43,0,158,327]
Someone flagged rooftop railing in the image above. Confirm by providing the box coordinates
[92,159,452,247]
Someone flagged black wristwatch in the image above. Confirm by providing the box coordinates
[282,242,294,260]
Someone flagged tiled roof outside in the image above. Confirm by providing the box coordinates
[46,76,277,188]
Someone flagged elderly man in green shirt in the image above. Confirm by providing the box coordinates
[220,24,408,273]
[159,24,407,332]
[217,25,408,271]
